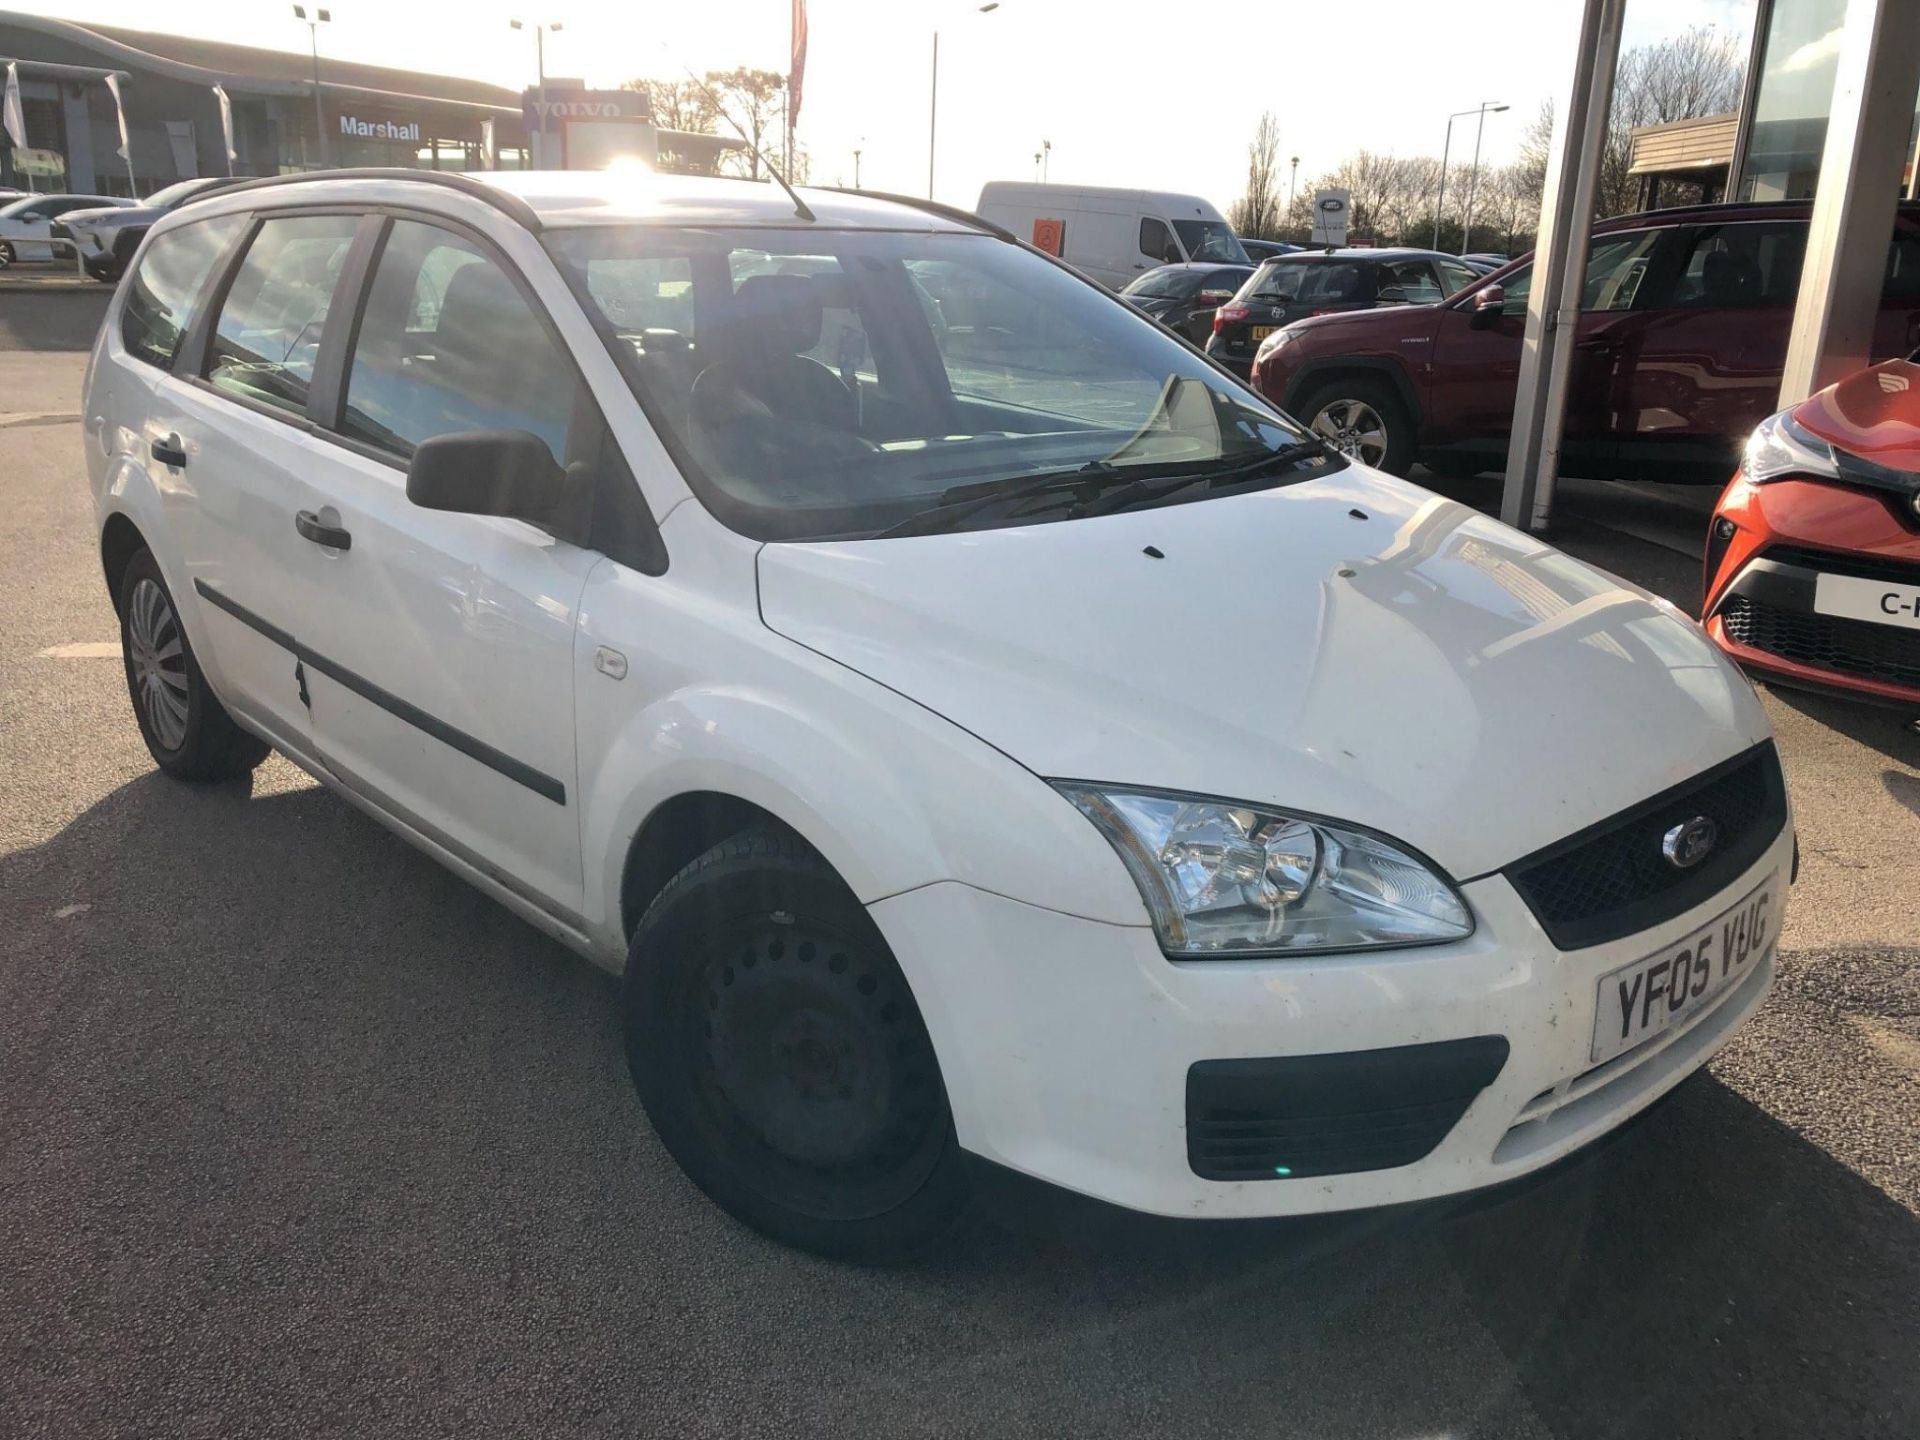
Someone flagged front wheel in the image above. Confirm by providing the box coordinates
[0,241,13,270]
[1297,377,1415,476]
[624,825,973,1261]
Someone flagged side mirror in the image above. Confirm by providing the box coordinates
[406,430,566,522]
[1469,285,1506,329]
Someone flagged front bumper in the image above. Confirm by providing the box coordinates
[1705,475,1920,705]
[871,822,1790,1219]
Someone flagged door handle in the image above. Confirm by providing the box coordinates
[294,510,352,550]
[150,434,186,467]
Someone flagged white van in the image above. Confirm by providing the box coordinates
[975,181,1249,289]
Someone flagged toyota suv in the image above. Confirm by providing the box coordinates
[85,169,1791,1259]
[1251,200,1920,480]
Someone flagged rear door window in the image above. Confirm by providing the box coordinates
[120,214,245,371]
[1249,261,1365,303]
[1382,260,1443,304]
[1669,222,1806,308]
[1139,217,1180,264]
[204,214,359,417]
[341,218,582,465]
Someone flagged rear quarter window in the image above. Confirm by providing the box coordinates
[119,215,246,371]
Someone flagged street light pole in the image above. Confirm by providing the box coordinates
[511,19,564,167]
[853,147,862,187]
[292,6,331,169]
[928,2,999,199]
[1289,155,1299,211]
[1434,101,1505,252]
[1462,101,1508,253]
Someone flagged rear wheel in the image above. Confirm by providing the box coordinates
[0,241,13,270]
[624,825,972,1260]
[1297,376,1415,476]
[116,549,268,782]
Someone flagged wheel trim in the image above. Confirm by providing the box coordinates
[126,577,190,751]
[1311,398,1389,467]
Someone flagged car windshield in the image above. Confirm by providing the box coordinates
[1122,267,1202,299]
[546,226,1334,542]
[1172,219,1249,265]
[0,196,56,219]
[1242,259,1365,303]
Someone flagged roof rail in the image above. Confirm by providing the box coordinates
[821,188,1016,243]
[207,168,542,231]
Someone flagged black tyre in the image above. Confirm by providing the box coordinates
[1296,376,1416,476]
[0,240,13,270]
[1420,453,1492,480]
[624,825,972,1260]
[116,548,269,782]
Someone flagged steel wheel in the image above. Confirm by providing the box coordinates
[125,576,190,751]
[1310,397,1390,467]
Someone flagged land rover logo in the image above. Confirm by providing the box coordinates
[1662,816,1719,869]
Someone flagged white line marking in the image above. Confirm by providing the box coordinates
[37,642,121,659]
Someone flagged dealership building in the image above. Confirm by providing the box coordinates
[0,11,738,194]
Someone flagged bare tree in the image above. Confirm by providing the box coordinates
[622,78,717,136]
[1230,112,1284,239]
[703,67,789,180]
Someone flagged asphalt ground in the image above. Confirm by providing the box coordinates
[2,293,1917,1439]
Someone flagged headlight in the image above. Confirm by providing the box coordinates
[1744,409,1838,483]
[1053,785,1473,956]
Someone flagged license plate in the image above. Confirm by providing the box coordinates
[1250,326,1277,341]
[1590,876,1777,1064]
[1814,572,1920,631]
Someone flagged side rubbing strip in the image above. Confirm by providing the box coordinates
[191,579,567,805]
[194,578,296,651]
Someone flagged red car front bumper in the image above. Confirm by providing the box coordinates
[1703,472,1920,706]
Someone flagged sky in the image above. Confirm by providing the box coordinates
[11,0,1755,208]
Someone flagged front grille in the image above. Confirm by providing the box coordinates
[1507,743,1787,951]
[1764,545,1920,586]
[1723,595,1920,690]
[1186,1038,1509,1181]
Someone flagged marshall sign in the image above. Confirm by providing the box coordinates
[522,87,651,129]
[339,115,423,142]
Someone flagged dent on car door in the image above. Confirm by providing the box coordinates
[291,216,597,919]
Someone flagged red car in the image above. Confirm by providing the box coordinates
[1703,355,1920,707]
[1250,199,1920,483]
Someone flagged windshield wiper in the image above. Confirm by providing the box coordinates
[1070,440,1332,518]
[874,441,1332,538]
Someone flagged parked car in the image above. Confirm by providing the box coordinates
[1251,199,1920,478]
[1207,248,1481,378]
[1240,238,1302,263]
[0,192,134,267]
[975,181,1249,288]
[1704,352,1920,707]
[1119,261,1255,342]
[1460,252,1509,272]
[87,170,1790,1259]
[59,176,246,281]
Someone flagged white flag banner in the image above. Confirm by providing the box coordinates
[3,62,26,153]
[103,72,131,162]
[212,84,235,173]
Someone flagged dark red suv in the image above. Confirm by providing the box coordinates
[1250,200,1920,482]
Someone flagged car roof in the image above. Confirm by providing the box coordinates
[186,169,986,235]
[1263,247,1450,262]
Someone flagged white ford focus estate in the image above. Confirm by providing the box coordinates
[83,170,1792,1258]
